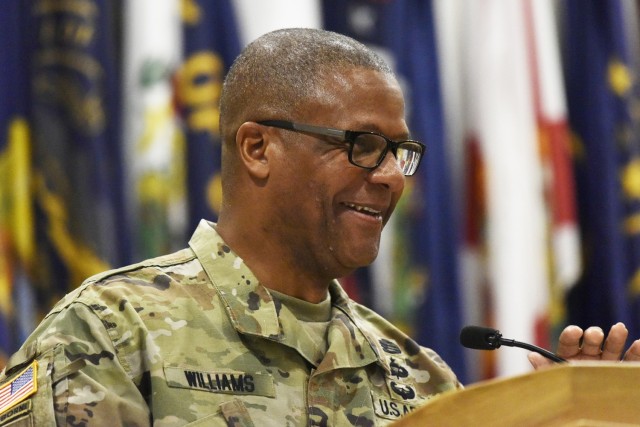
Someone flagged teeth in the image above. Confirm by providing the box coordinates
[345,203,381,216]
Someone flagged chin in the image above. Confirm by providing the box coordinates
[341,250,379,270]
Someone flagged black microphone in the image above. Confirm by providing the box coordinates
[460,325,566,363]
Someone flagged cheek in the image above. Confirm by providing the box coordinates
[273,173,333,228]
[276,149,351,227]
[307,180,334,219]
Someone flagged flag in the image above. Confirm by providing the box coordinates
[459,0,551,377]
[0,362,37,414]
[323,0,467,383]
[432,0,489,381]
[230,0,321,45]
[563,0,640,339]
[0,0,35,364]
[179,0,242,228]
[29,0,129,303]
[436,0,580,379]
[122,0,187,261]
[524,0,580,344]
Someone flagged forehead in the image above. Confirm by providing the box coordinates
[303,68,408,136]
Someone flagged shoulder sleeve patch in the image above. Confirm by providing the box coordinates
[0,361,38,416]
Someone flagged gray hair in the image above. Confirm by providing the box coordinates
[219,28,393,145]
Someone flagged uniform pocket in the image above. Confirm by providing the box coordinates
[179,400,255,427]
[218,399,255,427]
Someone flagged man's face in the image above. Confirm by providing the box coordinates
[267,68,408,279]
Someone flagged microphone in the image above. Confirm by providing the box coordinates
[460,325,566,363]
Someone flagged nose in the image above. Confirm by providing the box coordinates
[367,152,405,193]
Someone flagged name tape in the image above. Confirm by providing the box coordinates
[164,366,275,397]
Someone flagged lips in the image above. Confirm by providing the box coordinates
[343,202,384,221]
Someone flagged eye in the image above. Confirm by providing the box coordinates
[352,134,386,162]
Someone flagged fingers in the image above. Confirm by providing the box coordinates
[556,325,585,359]
[622,339,640,361]
[580,326,606,358]
[532,323,640,370]
[528,352,553,370]
[557,322,632,362]
[601,322,629,360]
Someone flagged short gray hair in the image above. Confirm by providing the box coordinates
[219,28,393,145]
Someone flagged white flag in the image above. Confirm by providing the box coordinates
[122,0,186,260]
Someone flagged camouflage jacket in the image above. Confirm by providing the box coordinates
[0,220,461,426]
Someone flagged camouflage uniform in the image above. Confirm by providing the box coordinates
[0,220,461,426]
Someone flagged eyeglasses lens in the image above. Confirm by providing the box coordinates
[396,144,422,176]
[351,134,387,167]
[352,134,422,176]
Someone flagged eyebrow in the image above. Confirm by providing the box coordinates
[352,122,412,140]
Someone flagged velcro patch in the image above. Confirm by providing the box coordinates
[164,366,275,397]
[386,377,418,402]
[0,400,31,425]
[371,392,416,420]
[0,361,37,415]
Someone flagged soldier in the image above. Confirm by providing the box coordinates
[1,28,639,426]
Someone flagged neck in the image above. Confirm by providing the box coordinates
[216,211,341,304]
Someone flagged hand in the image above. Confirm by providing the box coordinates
[528,322,640,369]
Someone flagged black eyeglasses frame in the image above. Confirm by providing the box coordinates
[256,120,425,176]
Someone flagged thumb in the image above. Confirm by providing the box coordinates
[528,352,553,370]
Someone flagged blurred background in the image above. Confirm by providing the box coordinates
[1,0,640,385]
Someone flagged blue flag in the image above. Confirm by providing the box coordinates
[323,0,466,382]
[0,4,18,331]
[28,0,130,301]
[564,0,640,339]
[0,0,33,361]
[180,0,242,228]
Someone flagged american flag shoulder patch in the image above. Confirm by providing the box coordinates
[0,361,38,415]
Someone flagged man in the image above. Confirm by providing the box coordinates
[1,28,638,427]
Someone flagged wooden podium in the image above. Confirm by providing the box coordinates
[393,362,640,426]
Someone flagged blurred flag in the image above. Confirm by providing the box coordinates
[232,0,321,45]
[29,0,129,303]
[323,0,466,382]
[458,0,552,377]
[435,0,580,381]
[178,0,241,229]
[563,0,640,339]
[122,0,187,261]
[432,0,488,381]
[0,0,36,364]
[524,0,580,343]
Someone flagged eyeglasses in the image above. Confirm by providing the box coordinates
[257,120,425,176]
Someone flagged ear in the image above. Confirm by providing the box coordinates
[236,121,271,180]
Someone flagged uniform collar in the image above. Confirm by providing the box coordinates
[189,220,384,371]
[189,220,282,339]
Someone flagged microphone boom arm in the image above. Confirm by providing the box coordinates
[498,337,566,363]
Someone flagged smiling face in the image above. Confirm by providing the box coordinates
[265,67,408,279]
